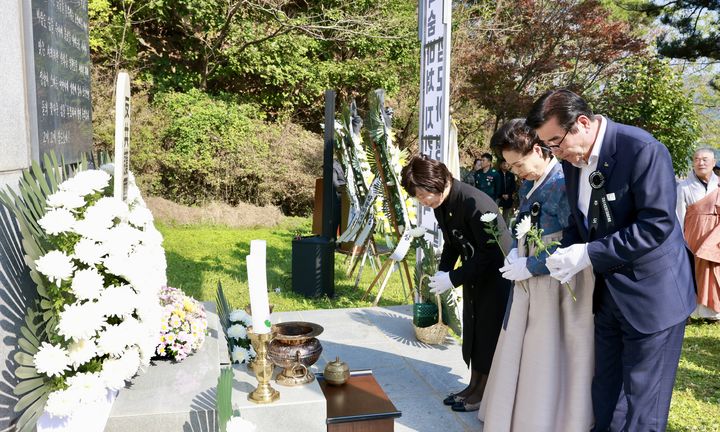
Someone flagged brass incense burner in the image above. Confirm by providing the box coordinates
[267,321,323,386]
[323,356,350,386]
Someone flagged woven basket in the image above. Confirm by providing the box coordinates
[413,294,449,345]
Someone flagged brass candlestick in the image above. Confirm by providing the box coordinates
[247,327,280,404]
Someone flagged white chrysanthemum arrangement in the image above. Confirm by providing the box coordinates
[226,309,256,364]
[32,169,166,417]
[156,286,207,361]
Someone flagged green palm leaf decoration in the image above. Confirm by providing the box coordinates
[215,281,232,349]
[216,367,234,432]
[0,151,90,431]
[13,307,52,432]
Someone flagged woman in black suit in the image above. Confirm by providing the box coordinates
[401,155,512,412]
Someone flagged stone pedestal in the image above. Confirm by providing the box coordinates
[232,364,326,432]
[106,302,224,432]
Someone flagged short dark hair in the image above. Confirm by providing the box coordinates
[526,89,595,132]
[490,118,550,159]
[400,155,452,197]
[481,152,493,162]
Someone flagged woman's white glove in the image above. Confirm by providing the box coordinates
[546,243,590,284]
[505,248,519,266]
[499,257,533,282]
[429,271,454,295]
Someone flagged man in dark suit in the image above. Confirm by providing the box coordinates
[526,89,695,431]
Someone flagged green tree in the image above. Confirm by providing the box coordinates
[635,0,720,63]
[454,0,644,132]
[597,57,700,174]
[89,0,419,129]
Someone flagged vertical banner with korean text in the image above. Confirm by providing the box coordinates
[418,0,451,251]
[114,72,130,202]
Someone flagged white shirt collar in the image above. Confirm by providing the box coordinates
[571,115,606,168]
[526,157,558,199]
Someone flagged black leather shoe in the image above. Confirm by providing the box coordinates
[443,393,464,406]
[451,400,481,412]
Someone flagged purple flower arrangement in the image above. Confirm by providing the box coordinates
[155,286,208,361]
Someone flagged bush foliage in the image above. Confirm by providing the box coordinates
[92,80,322,215]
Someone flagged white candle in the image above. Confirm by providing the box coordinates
[250,240,266,261]
[247,253,271,334]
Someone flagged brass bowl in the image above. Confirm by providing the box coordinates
[267,321,324,386]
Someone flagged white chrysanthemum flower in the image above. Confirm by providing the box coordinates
[67,338,98,368]
[409,226,426,237]
[73,237,107,266]
[127,206,153,228]
[135,294,162,331]
[229,309,250,324]
[481,212,498,223]
[102,253,132,279]
[35,250,75,287]
[231,346,249,364]
[44,387,81,417]
[85,197,129,225]
[99,285,138,318]
[105,223,144,253]
[137,333,159,367]
[125,244,167,292]
[66,372,107,404]
[241,315,253,327]
[226,416,257,432]
[74,218,111,242]
[34,342,70,377]
[38,208,76,235]
[45,190,85,210]
[101,348,140,390]
[142,225,164,248]
[59,170,111,197]
[70,268,105,301]
[57,302,105,342]
[96,325,130,358]
[515,215,532,240]
[227,324,247,340]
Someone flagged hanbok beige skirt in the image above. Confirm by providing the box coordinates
[478,232,595,432]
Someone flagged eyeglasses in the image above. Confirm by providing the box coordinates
[544,129,570,149]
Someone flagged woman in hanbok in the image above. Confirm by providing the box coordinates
[401,155,511,412]
[478,119,595,431]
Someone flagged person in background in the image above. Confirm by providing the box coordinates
[401,155,511,412]
[498,160,517,224]
[463,158,482,186]
[714,161,720,178]
[331,159,347,240]
[474,153,502,201]
[677,148,720,322]
[528,89,694,432]
[478,119,594,432]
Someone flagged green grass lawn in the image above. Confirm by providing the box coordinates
[158,218,412,313]
[159,219,720,432]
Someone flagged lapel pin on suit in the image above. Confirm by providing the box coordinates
[603,162,609,167]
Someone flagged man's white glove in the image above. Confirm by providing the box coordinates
[546,243,591,284]
[505,248,519,266]
[499,257,532,282]
[429,271,454,295]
